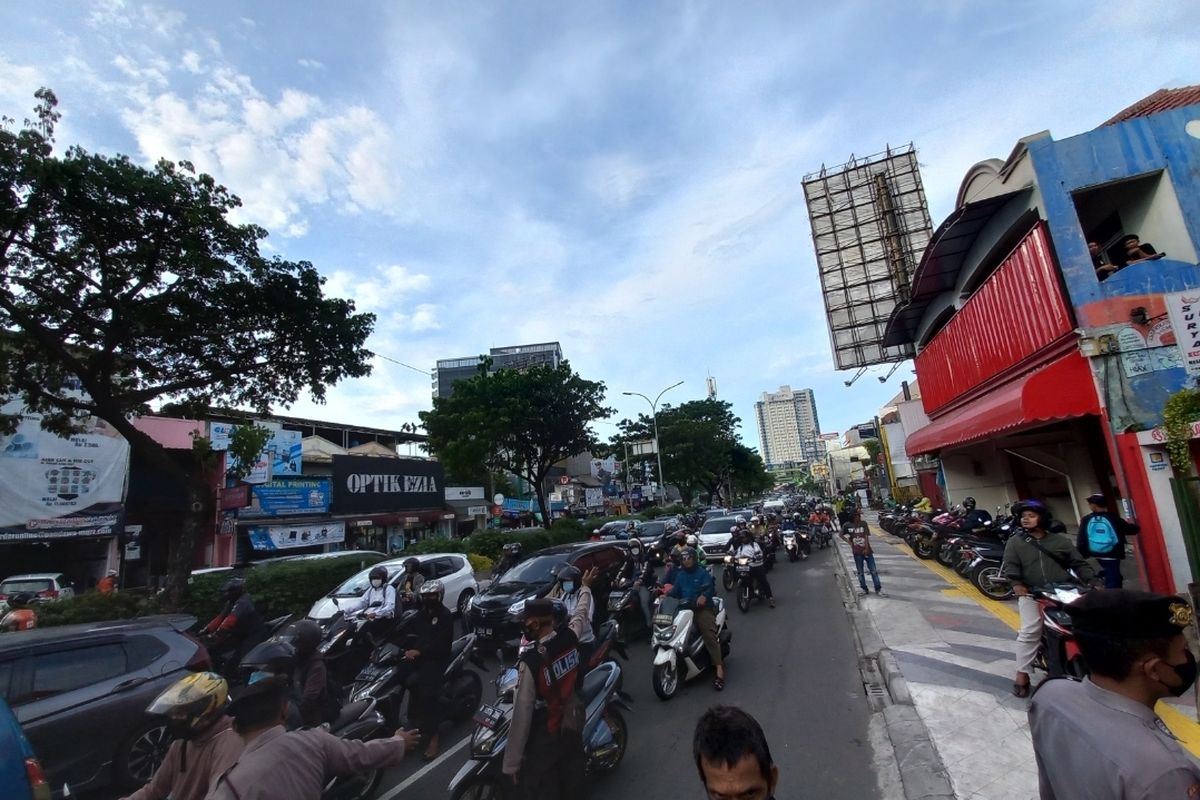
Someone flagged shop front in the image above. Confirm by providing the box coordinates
[329,455,451,550]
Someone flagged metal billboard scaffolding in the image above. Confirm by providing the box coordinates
[802,144,933,371]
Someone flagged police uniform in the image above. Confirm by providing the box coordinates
[1028,592,1200,800]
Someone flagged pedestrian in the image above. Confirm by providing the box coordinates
[840,509,883,597]
[693,706,779,800]
[206,675,418,800]
[1001,499,1098,698]
[1077,493,1139,589]
[97,568,118,594]
[1029,589,1200,799]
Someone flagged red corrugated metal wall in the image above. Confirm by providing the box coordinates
[916,223,1074,415]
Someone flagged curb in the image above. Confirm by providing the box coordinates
[832,534,956,800]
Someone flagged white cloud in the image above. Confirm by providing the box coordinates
[297,58,325,71]
[180,50,203,74]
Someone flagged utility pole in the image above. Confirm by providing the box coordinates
[623,381,683,505]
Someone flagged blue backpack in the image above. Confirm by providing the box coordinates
[1086,515,1119,555]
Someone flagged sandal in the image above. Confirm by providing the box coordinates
[713,676,725,691]
[1011,680,1030,698]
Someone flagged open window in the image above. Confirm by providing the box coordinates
[1073,170,1198,280]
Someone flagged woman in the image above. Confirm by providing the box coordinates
[1000,499,1096,697]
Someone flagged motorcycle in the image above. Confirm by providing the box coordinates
[321,697,391,800]
[1031,583,1090,679]
[447,660,631,800]
[348,631,485,729]
[721,554,737,592]
[782,530,800,562]
[734,557,768,613]
[201,613,295,680]
[650,594,732,700]
[319,602,417,686]
[607,577,651,642]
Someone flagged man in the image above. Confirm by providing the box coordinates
[207,675,418,800]
[287,620,335,728]
[1077,493,1140,589]
[1090,241,1120,280]
[958,496,992,530]
[840,509,883,597]
[123,672,243,800]
[1029,590,1200,799]
[97,568,118,594]
[733,529,774,608]
[1121,233,1163,266]
[403,580,455,760]
[693,706,779,800]
[618,537,657,628]
[204,578,267,669]
[503,568,599,800]
[668,547,726,689]
[913,496,933,514]
[1001,499,1097,698]
[493,543,522,579]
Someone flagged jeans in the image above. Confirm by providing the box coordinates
[1016,594,1042,676]
[853,553,881,592]
[1097,558,1124,589]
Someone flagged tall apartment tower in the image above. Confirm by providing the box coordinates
[754,385,822,469]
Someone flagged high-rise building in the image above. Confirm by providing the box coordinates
[432,342,564,399]
[754,385,822,469]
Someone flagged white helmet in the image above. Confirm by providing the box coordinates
[750,515,761,523]
[686,534,699,547]
[735,515,747,524]
[729,526,740,534]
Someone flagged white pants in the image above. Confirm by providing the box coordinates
[1016,595,1042,675]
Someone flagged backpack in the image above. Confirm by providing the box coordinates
[1086,515,1119,555]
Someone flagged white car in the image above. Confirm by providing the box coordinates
[0,572,76,612]
[306,553,479,621]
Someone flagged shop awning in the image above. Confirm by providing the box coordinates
[905,354,1099,457]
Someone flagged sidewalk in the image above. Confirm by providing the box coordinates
[835,518,1200,800]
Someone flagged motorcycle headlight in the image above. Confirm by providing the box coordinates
[737,557,749,565]
[507,599,527,616]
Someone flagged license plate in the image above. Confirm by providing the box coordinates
[477,626,492,637]
[356,665,384,681]
[653,613,674,626]
[473,703,503,730]
[736,565,750,574]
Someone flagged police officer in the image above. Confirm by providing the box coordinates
[1029,589,1200,799]
[502,567,598,800]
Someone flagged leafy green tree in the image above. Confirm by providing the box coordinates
[727,443,773,502]
[420,361,613,523]
[0,91,374,605]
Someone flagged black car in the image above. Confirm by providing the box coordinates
[0,615,209,797]
[467,542,626,651]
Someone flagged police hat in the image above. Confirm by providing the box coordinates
[521,598,556,620]
[1067,590,1193,639]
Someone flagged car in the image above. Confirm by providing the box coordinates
[0,615,209,796]
[697,515,745,558]
[0,574,76,612]
[306,552,479,622]
[592,519,639,540]
[0,696,51,800]
[466,541,627,651]
[633,520,673,551]
[188,550,388,584]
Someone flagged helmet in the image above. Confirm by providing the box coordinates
[628,537,643,552]
[556,565,582,586]
[625,521,636,529]
[962,497,977,510]
[793,513,801,519]
[285,619,322,660]
[679,546,698,563]
[418,579,445,603]
[675,531,687,544]
[368,565,388,583]
[686,534,699,548]
[239,638,296,679]
[146,672,229,738]
[1013,499,1051,528]
[750,516,760,523]
[403,557,420,572]
[6,592,32,609]
[735,516,747,524]
[729,526,740,535]
[221,577,245,598]
[106,569,118,577]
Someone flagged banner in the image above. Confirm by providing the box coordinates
[0,406,130,541]
[242,478,331,517]
[1166,291,1200,376]
[331,456,445,514]
[584,487,604,508]
[445,486,484,501]
[209,422,304,484]
[247,520,346,551]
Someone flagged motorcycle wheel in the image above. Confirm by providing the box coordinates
[935,542,957,568]
[722,567,735,592]
[788,551,797,563]
[971,563,1014,601]
[913,537,936,559]
[451,777,506,800]
[325,768,382,800]
[652,662,680,700]
[737,583,751,613]
[590,708,628,773]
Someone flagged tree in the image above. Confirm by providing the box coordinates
[726,443,773,503]
[420,361,613,524]
[0,91,375,606]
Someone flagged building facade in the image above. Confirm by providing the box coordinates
[432,342,564,399]
[754,385,823,469]
[886,88,1200,593]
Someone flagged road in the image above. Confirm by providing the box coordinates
[371,543,883,799]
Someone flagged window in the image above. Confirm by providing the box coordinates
[0,658,14,701]
[124,635,168,671]
[32,644,126,699]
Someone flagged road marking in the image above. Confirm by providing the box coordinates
[894,539,1200,757]
[374,734,473,800]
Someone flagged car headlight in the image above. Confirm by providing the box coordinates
[507,599,527,616]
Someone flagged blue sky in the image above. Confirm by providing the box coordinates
[1,1,1196,447]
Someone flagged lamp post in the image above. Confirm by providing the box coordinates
[623,381,683,505]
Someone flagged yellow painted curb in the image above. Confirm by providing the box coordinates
[891,538,1200,756]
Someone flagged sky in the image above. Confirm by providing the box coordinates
[1,1,1196,449]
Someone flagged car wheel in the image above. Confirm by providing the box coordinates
[457,589,475,617]
[115,719,172,790]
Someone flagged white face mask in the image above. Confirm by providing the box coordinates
[370,579,384,589]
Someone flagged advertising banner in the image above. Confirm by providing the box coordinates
[0,407,130,541]
[248,520,346,551]
[1166,291,1200,376]
[242,478,331,517]
[209,422,304,484]
[584,487,604,508]
[590,456,620,482]
[331,456,445,514]
[445,486,484,501]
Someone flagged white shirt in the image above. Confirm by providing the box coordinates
[734,542,764,566]
[342,583,396,619]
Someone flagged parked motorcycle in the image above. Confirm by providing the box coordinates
[447,659,631,800]
[650,594,732,700]
[1031,583,1090,679]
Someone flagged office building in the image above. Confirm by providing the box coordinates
[754,385,823,469]
[433,342,564,399]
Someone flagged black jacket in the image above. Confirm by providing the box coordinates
[1076,511,1139,559]
[411,602,454,663]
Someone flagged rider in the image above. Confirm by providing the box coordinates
[666,547,725,690]
[204,578,267,669]
[398,557,426,609]
[958,496,993,530]
[503,568,598,799]
[733,529,775,608]
[340,564,397,640]
[288,620,335,728]
[913,496,934,514]
[619,538,657,627]
[1,592,37,631]
[123,672,244,800]
[747,515,766,539]
[403,580,455,760]
[685,533,708,567]
[551,566,595,657]
[493,543,523,578]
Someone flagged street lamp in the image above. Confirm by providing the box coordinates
[623,381,683,505]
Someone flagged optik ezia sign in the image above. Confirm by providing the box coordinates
[330,455,445,514]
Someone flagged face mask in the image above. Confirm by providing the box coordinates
[630,547,640,555]
[370,579,383,589]
[561,582,575,594]
[1160,650,1197,697]
[424,598,440,609]
[523,622,541,640]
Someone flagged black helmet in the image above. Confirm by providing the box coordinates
[419,579,445,603]
[556,565,582,585]
[222,577,245,598]
[7,592,32,609]
[239,638,296,679]
[962,497,977,510]
[286,620,322,660]
[1013,498,1051,528]
[403,557,420,572]
[368,565,388,583]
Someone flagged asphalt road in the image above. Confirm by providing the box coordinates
[371,544,882,800]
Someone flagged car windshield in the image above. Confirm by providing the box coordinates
[700,517,738,535]
[332,566,401,597]
[598,521,631,533]
[640,522,665,537]
[494,554,566,587]
[0,579,52,594]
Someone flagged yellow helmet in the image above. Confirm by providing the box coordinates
[146,672,229,736]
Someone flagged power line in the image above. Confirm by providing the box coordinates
[370,351,431,376]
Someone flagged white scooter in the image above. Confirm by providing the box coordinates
[650,594,732,700]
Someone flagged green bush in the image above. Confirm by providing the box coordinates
[467,553,494,574]
[32,590,163,629]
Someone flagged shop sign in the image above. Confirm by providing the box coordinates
[220,483,252,510]
[1147,451,1169,472]
[468,506,487,516]
[219,512,237,536]
[248,520,346,551]
[331,456,444,514]
[442,513,456,520]
[584,487,604,508]
[242,478,331,517]
[123,524,143,561]
[445,486,484,501]
[1165,291,1200,376]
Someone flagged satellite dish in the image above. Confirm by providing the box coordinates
[493,493,506,505]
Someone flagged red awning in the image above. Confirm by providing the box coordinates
[906,354,1100,457]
